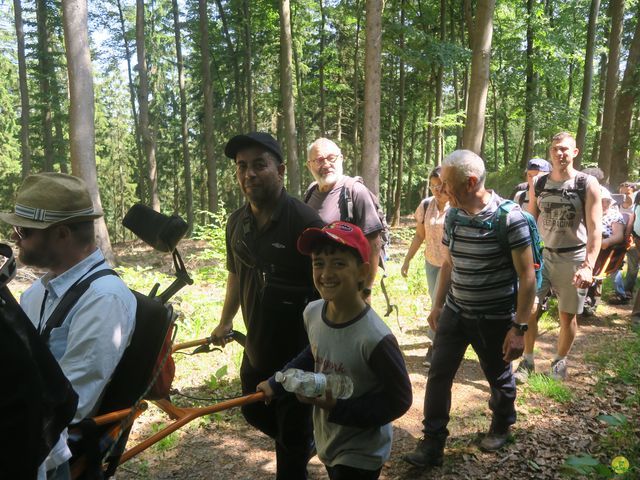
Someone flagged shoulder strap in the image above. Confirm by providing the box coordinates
[40,269,118,342]
[533,173,549,198]
[495,200,517,251]
[339,176,362,223]
[422,197,433,222]
[574,173,588,204]
[303,182,318,204]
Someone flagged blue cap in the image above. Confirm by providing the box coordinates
[526,158,551,172]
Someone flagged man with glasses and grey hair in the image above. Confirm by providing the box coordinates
[211,132,323,479]
[404,150,536,468]
[0,172,136,480]
[304,138,385,302]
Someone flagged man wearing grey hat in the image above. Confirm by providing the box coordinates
[211,132,323,479]
[0,172,137,480]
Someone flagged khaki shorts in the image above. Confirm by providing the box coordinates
[536,250,587,315]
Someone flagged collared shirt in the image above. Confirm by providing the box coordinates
[22,248,136,472]
[226,188,323,373]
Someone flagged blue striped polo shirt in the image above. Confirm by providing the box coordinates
[442,191,532,317]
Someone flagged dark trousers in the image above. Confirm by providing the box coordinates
[325,464,382,480]
[422,305,517,441]
[240,354,314,480]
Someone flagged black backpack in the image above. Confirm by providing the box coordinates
[0,242,78,479]
[534,172,588,205]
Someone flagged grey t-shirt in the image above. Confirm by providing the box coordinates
[536,175,597,250]
[305,176,384,236]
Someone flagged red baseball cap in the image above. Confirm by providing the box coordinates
[297,221,370,264]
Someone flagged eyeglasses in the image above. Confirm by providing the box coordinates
[13,226,34,240]
[309,154,342,166]
[429,184,443,191]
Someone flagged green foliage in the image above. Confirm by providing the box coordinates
[524,373,573,404]
[150,423,179,452]
[564,329,640,478]
[191,206,229,284]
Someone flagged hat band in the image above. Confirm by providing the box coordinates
[15,203,96,223]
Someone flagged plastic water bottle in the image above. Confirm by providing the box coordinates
[274,368,353,399]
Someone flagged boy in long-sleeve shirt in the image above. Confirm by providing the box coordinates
[258,222,412,480]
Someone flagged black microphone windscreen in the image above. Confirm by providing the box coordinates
[122,204,188,252]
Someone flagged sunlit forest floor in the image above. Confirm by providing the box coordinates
[11,219,637,479]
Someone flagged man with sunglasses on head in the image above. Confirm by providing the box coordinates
[0,173,136,480]
[211,132,323,479]
[304,138,385,302]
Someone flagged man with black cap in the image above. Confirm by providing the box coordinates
[211,132,323,479]
[0,172,136,480]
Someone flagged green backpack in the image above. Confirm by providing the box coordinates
[445,200,544,289]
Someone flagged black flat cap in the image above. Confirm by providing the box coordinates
[224,132,283,163]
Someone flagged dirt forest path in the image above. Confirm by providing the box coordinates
[102,221,639,480]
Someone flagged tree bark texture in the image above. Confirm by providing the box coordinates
[62,0,114,263]
[199,0,217,212]
[35,0,54,171]
[391,0,406,227]
[362,0,383,196]
[610,5,640,186]
[521,0,536,168]
[597,0,624,181]
[13,0,30,177]
[172,0,194,232]
[136,0,160,211]
[462,0,495,155]
[575,0,601,168]
[279,0,300,197]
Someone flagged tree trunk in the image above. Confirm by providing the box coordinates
[502,113,510,166]
[435,0,446,165]
[293,21,307,173]
[462,0,495,155]
[521,0,536,168]
[13,0,30,177]
[407,109,417,207]
[214,0,244,130]
[318,0,326,136]
[591,52,607,164]
[242,0,255,131]
[136,0,159,211]
[279,0,300,197]
[172,0,193,232]
[62,0,114,263]
[391,0,405,227]
[597,0,624,181]
[610,4,640,186]
[425,99,433,168]
[35,0,54,171]
[116,0,144,200]
[199,0,217,212]
[361,0,383,196]
[353,0,362,175]
[575,0,601,168]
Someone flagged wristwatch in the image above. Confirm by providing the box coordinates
[511,322,529,335]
